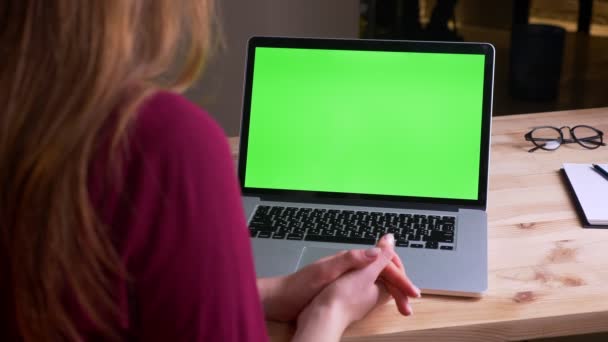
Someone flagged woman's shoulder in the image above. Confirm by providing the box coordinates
[131,91,227,156]
[89,90,234,221]
[88,91,267,340]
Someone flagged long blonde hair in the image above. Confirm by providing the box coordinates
[0,1,216,340]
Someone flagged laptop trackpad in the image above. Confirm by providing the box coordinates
[252,241,304,278]
[296,246,344,270]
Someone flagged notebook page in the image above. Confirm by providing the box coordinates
[563,163,608,225]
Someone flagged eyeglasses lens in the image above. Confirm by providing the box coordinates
[572,126,602,148]
[531,127,561,150]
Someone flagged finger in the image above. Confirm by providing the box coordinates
[374,280,392,306]
[355,282,391,322]
[381,262,420,298]
[361,248,394,281]
[385,281,413,316]
[310,248,381,284]
[377,234,405,271]
[377,233,396,249]
[376,234,405,277]
[376,234,408,282]
[377,234,421,298]
[391,251,405,271]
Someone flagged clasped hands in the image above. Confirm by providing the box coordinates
[257,234,420,338]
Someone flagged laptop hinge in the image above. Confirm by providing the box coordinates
[252,193,473,213]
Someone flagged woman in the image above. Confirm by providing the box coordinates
[0,1,419,341]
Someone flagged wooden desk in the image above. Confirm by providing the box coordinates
[228,107,608,341]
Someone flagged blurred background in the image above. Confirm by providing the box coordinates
[189,0,608,136]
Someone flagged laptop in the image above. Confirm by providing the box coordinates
[238,37,494,297]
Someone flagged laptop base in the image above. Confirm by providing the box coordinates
[245,197,487,297]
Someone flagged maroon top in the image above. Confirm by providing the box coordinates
[2,92,268,341]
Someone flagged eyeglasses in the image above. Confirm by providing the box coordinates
[524,125,605,152]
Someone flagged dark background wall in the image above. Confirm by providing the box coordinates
[188,0,608,136]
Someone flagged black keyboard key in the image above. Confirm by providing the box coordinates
[421,231,433,241]
[385,221,398,228]
[370,212,382,219]
[440,245,454,250]
[292,228,306,235]
[257,231,271,238]
[396,240,409,247]
[251,206,455,247]
[336,231,349,238]
[350,231,365,238]
[399,213,412,220]
[269,207,284,215]
[305,235,376,245]
[366,232,378,239]
[436,231,455,243]
[423,231,454,243]
[287,221,301,229]
[324,225,337,233]
[408,234,422,241]
[384,212,397,220]
[395,232,407,240]
[343,236,377,245]
[257,206,270,213]
[386,227,399,234]
[397,221,409,229]
[425,241,438,249]
[442,216,456,223]
[308,228,322,235]
[249,219,267,226]
[286,233,304,240]
[317,222,331,229]
[250,223,274,232]
[303,222,316,230]
[345,223,358,231]
[362,226,375,233]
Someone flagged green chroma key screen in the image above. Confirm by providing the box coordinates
[245,47,485,200]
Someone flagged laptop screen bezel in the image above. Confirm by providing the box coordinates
[238,36,494,210]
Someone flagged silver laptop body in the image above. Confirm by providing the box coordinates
[238,37,494,297]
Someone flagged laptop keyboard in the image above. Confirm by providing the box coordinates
[248,205,456,250]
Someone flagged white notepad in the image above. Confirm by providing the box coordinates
[563,163,608,225]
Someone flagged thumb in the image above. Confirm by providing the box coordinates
[308,248,381,284]
[330,248,383,272]
[361,248,394,282]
